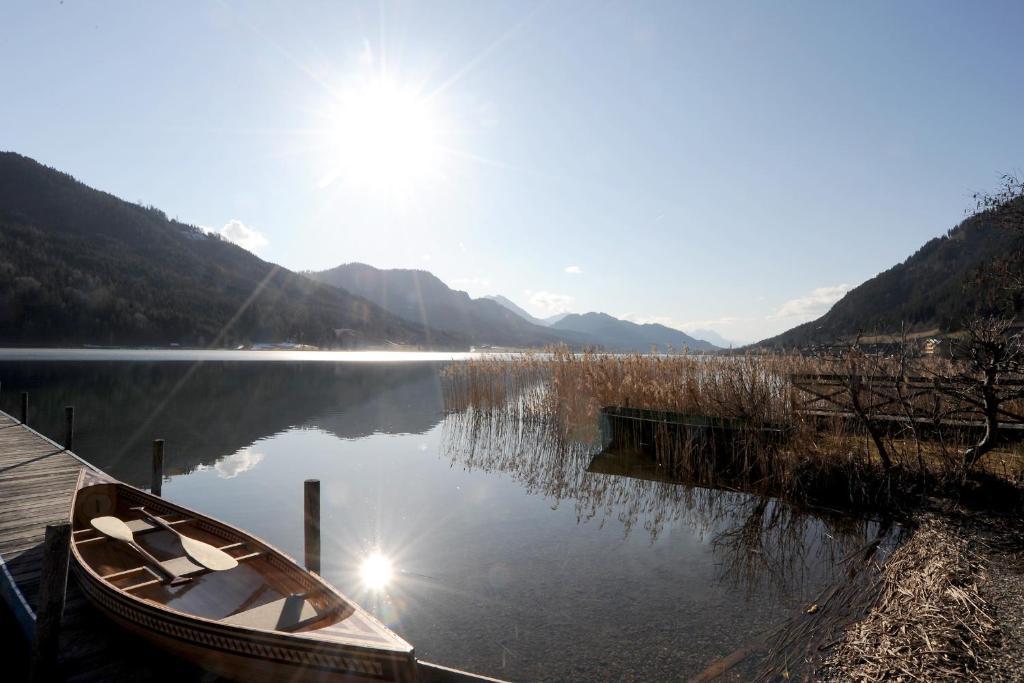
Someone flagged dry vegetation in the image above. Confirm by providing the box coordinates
[818,517,1000,681]
[442,348,1024,510]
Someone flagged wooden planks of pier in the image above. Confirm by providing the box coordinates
[0,409,204,682]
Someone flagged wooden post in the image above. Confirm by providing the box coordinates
[29,523,71,683]
[21,391,28,424]
[151,439,165,496]
[63,406,74,450]
[304,479,321,574]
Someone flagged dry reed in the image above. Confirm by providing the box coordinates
[443,349,1023,509]
[818,517,1000,681]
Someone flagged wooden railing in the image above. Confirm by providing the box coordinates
[789,373,1024,432]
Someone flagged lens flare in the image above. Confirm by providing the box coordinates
[359,552,393,590]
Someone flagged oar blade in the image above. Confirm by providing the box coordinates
[90,516,134,543]
[180,535,239,571]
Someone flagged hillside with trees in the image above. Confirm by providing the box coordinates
[762,195,1024,348]
[0,152,455,348]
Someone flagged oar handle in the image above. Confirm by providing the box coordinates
[131,506,178,537]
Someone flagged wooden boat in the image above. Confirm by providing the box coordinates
[69,469,417,682]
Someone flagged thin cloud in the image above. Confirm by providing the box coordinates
[771,284,852,319]
[219,219,268,253]
[564,265,583,275]
[528,290,574,315]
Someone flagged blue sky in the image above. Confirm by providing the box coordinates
[3,1,1023,343]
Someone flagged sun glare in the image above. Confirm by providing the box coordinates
[325,77,444,198]
[359,551,394,590]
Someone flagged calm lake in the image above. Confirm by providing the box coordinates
[0,351,882,680]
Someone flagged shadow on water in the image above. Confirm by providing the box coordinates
[0,361,446,487]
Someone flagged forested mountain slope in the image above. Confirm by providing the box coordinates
[762,200,1024,347]
[0,152,452,348]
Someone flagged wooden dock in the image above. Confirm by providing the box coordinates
[0,407,211,681]
[0,406,502,682]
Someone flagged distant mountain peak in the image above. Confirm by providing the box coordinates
[551,312,718,352]
[687,328,734,348]
[485,295,547,326]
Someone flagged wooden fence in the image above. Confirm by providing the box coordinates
[789,373,1024,434]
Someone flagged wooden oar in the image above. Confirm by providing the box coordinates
[89,516,190,586]
[131,506,239,571]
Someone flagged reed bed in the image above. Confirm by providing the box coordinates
[443,349,1023,509]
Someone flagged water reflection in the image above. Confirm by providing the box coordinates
[0,361,446,486]
[209,447,266,479]
[360,552,394,591]
[441,408,896,602]
[0,356,899,679]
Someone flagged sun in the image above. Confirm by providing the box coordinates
[323,77,444,198]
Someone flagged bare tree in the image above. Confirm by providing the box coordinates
[949,317,1024,471]
[845,335,893,471]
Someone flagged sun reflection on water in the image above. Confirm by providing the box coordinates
[360,551,394,591]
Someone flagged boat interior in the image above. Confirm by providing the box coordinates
[72,482,352,634]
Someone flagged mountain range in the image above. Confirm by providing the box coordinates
[308,264,718,351]
[0,152,720,351]
[308,263,579,348]
[8,149,1010,352]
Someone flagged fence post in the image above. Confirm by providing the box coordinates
[29,523,71,683]
[304,479,321,574]
[64,406,74,450]
[151,439,165,496]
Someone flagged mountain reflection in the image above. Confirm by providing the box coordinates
[441,408,897,600]
[0,361,446,486]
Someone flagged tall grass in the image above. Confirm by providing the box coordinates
[442,349,1024,509]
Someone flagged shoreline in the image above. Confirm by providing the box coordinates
[746,508,1024,681]
[0,347,487,362]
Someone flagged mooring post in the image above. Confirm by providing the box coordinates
[151,439,165,496]
[63,406,74,450]
[304,479,321,574]
[21,391,28,424]
[29,522,71,683]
